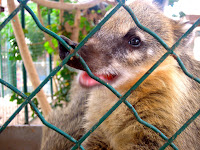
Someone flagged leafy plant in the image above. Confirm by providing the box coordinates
[44,38,58,54]
[6,1,114,114]
[52,65,77,108]
[8,36,22,61]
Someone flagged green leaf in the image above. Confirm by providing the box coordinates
[47,47,54,54]
[68,20,74,26]
[52,38,58,48]
[44,41,54,54]
[23,29,28,34]
[44,41,50,47]
[97,10,101,14]
[105,4,113,11]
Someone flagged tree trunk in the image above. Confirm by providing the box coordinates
[59,0,65,25]
[7,0,52,118]
[71,9,81,42]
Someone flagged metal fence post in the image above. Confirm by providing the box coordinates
[0,32,4,97]
[48,9,53,100]
[21,6,29,124]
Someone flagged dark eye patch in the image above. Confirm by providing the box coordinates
[124,28,137,39]
[124,28,142,48]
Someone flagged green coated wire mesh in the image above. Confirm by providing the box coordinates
[0,0,200,149]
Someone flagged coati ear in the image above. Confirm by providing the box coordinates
[58,35,78,60]
[152,0,167,11]
[171,20,195,52]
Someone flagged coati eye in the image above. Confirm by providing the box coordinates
[129,37,141,47]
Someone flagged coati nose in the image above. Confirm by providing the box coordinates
[58,35,78,60]
[58,35,85,71]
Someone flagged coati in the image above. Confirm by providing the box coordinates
[41,0,200,149]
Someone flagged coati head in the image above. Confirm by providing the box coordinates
[59,0,193,88]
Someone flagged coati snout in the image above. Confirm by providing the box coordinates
[59,35,118,88]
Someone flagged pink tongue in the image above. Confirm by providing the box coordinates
[79,71,114,87]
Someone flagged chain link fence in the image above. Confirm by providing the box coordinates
[0,0,200,149]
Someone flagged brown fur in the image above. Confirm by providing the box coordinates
[41,79,90,150]
[41,0,200,149]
